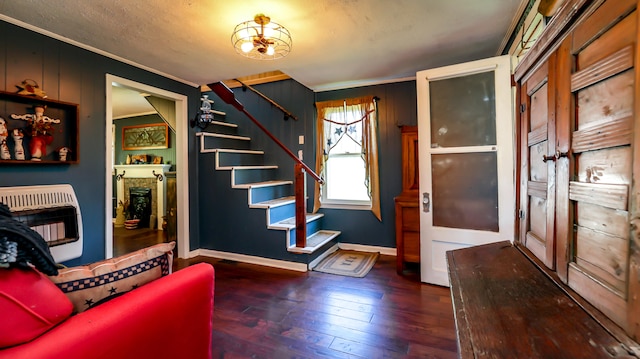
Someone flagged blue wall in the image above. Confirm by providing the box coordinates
[0,19,418,266]
[0,20,200,266]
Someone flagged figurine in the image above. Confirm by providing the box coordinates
[0,140,9,160]
[115,202,126,228]
[11,105,59,161]
[12,129,25,160]
[58,146,71,162]
[15,79,47,98]
[0,117,10,160]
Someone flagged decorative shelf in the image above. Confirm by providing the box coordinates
[0,90,79,164]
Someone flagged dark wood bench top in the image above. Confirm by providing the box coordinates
[447,241,630,358]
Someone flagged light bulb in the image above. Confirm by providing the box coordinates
[238,28,250,40]
[266,45,275,56]
[241,41,254,53]
[263,25,274,38]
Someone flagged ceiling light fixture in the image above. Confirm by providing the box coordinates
[231,14,292,60]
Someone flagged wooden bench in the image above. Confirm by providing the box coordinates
[447,241,636,358]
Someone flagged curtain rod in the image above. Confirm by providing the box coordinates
[313,96,380,107]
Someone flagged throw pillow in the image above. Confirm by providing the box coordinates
[0,266,73,348]
[49,241,174,313]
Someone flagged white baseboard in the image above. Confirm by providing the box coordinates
[187,244,397,272]
[191,248,308,272]
[338,243,397,256]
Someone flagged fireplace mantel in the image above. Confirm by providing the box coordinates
[114,164,171,230]
[114,164,171,179]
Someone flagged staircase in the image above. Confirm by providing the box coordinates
[196,118,340,264]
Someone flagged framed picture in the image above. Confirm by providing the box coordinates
[122,123,168,150]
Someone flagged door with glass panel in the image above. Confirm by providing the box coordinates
[416,56,515,286]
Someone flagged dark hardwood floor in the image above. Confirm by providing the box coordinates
[114,229,457,357]
[176,255,458,358]
[113,226,168,257]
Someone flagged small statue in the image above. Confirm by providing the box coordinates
[11,105,59,161]
[58,146,71,162]
[12,129,25,160]
[115,202,126,228]
[15,79,47,98]
[0,139,10,160]
[0,117,10,160]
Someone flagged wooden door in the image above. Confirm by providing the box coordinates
[519,55,557,269]
[416,56,515,286]
[556,1,640,340]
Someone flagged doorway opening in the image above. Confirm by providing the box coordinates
[105,74,189,259]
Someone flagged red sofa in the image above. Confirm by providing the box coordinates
[0,262,215,359]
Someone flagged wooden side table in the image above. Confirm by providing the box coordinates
[395,193,420,274]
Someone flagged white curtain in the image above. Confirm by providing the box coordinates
[313,96,381,221]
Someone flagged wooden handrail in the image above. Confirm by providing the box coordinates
[208,82,324,184]
[234,78,298,121]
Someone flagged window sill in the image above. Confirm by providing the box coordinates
[320,202,371,211]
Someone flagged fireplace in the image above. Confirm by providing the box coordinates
[129,187,152,228]
[114,164,171,230]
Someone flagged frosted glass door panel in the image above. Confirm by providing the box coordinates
[429,72,496,148]
[417,55,514,286]
[431,152,498,232]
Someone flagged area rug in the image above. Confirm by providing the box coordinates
[312,250,379,278]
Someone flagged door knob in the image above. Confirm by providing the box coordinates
[422,192,430,213]
[543,150,569,162]
[542,153,557,162]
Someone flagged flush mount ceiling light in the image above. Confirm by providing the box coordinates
[231,14,292,60]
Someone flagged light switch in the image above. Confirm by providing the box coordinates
[298,135,304,145]
[298,150,303,160]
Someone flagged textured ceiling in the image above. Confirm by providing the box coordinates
[0,0,525,92]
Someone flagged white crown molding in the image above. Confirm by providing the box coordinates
[312,76,416,92]
[0,15,198,88]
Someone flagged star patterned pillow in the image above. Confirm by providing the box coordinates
[48,242,174,313]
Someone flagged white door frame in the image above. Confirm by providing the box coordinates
[105,74,190,258]
[416,55,515,286]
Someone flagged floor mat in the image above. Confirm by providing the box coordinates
[312,250,379,278]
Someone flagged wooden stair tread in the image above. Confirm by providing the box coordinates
[208,120,237,128]
[287,230,341,254]
[196,132,251,141]
[269,213,324,230]
[217,165,278,171]
[233,180,293,189]
[251,196,296,209]
[215,149,264,154]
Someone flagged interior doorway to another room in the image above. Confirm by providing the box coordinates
[105,74,190,259]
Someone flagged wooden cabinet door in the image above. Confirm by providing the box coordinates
[519,56,556,269]
[557,1,639,340]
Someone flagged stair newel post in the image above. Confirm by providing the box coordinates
[294,163,307,248]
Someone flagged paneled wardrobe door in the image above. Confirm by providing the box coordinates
[558,1,640,340]
[519,54,557,270]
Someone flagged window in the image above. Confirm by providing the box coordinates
[313,96,381,220]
